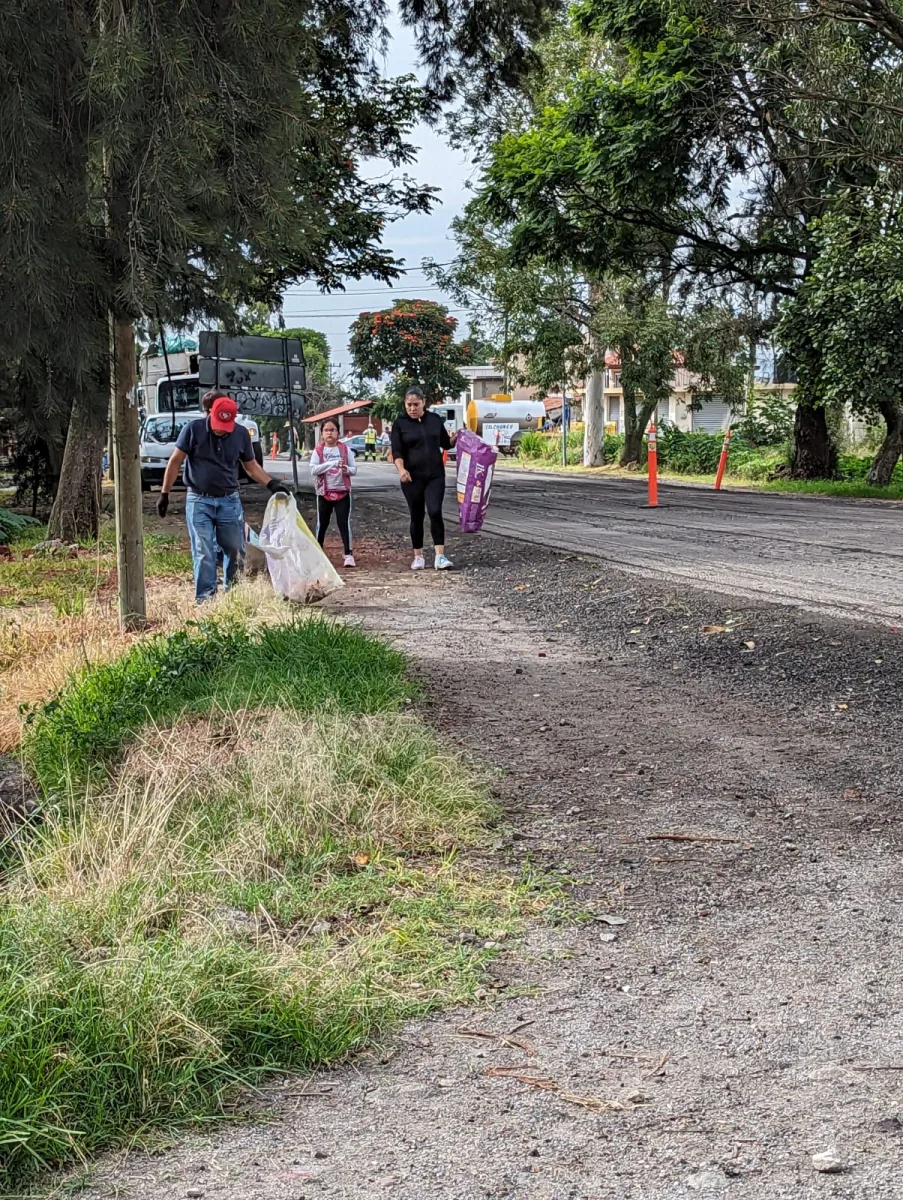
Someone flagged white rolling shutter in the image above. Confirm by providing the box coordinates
[691,400,733,433]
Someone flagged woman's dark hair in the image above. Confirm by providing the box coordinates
[321,417,340,433]
[404,386,425,401]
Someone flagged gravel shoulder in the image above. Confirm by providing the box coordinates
[76,491,903,1200]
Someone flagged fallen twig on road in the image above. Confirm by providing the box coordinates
[484,1065,631,1114]
[457,1027,536,1055]
[646,833,745,845]
[650,856,709,865]
[643,1052,671,1079]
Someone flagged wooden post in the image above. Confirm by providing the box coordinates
[111,313,147,630]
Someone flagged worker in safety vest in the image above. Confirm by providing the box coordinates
[364,424,377,461]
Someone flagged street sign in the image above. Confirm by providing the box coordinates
[228,389,300,418]
[198,332,304,365]
[198,359,306,391]
[197,331,308,434]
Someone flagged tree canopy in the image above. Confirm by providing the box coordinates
[465,0,903,476]
[349,300,473,406]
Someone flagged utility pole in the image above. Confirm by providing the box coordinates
[283,336,300,491]
[105,0,146,632]
[110,313,147,630]
[503,310,510,393]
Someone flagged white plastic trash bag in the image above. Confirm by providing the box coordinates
[258,493,344,603]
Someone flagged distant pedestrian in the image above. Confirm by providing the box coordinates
[391,386,454,571]
[310,418,357,568]
[379,428,391,459]
[157,391,290,602]
[364,424,378,461]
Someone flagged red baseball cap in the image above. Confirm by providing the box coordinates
[209,395,238,433]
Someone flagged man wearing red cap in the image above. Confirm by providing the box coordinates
[157,391,290,602]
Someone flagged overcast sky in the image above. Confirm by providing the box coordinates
[281,14,475,381]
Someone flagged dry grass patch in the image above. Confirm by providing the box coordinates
[0,578,290,752]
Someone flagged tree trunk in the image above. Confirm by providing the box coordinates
[111,313,147,630]
[620,384,641,466]
[46,435,65,499]
[790,403,837,479]
[866,400,903,486]
[620,391,657,467]
[583,368,605,467]
[48,379,107,541]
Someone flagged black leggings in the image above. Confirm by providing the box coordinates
[401,475,445,549]
[316,494,352,555]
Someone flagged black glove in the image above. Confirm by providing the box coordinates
[156,492,169,518]
[267,479,292,495]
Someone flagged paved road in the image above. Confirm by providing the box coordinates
[273,458,903,623]
[480,470,903,624]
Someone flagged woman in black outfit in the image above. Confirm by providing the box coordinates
[390,386,454,570]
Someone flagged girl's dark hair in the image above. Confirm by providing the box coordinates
[404,386,425,400]
[321,417,340,432]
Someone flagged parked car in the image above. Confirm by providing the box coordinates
[139,410,263,489]
[340,433,368,456]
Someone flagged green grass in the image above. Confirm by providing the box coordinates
[755,477,903,500]
[0,524,191,610]
[1,707,546,1190]
[23,614,411,795]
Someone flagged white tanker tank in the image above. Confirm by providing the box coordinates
[465,394,546,451]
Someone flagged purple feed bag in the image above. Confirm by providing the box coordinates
[455,428,498,533]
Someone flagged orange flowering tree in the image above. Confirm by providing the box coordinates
[349,299,471,409]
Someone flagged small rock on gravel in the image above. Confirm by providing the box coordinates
[687,1167,729,1191]
[812,1148,846,1173]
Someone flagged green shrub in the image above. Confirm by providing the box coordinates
[517,429,624,466]
[733,392,794,445]
[0,508,40,542]
[517,431,547,459]
[603,433,625,463]
[657,428,724,474]
[23,615,410,795]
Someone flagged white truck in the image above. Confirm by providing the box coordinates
[139,375,263,490]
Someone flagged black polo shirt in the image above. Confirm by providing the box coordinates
[175,418,254,497]
[390,410,451,480]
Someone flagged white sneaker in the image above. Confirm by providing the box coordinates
[343,554,356,568]
[411,555,426,571]
[434,554,453,571]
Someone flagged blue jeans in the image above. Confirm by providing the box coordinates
[185,492,244,603]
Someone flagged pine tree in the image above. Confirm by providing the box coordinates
[2,0,558,598]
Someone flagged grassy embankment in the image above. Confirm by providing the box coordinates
[515,430,903,501]
[0,522,544,1192]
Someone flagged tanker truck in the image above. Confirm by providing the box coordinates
[430,394,545,455]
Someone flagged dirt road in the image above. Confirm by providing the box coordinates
[81,490,903,1200]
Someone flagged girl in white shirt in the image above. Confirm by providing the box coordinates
[309,419,357,567]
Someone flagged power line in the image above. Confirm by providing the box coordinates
[287,284,450,298]
[282,305,473,319]
[285,262,457,298]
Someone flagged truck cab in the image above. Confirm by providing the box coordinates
[139,388,264,490]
